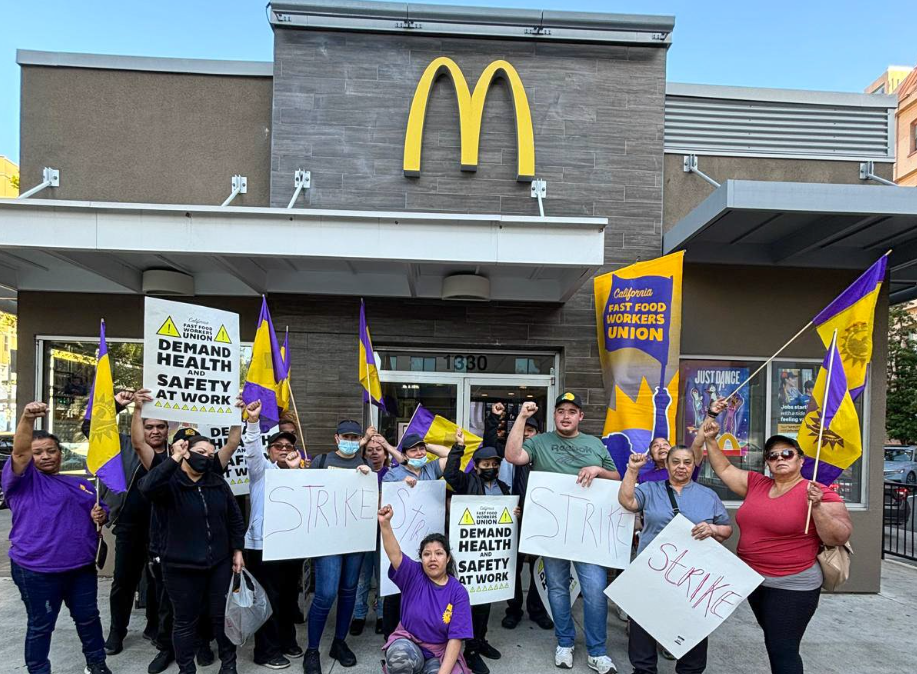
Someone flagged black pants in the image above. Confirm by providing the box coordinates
[246,549,300,663]
[109,528,158,641]
[628,619,707,674]
[505,554,548,621]
[161,561,234,674]
[466,603,491,653]
[747,585,820,674]
[382,594,401,641]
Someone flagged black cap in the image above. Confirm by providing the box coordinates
[336,420,362,436]
[524,417,540,431]
[555,392,582,409]
[401,432,426,450]
[171,427,199,445]
[473,446,500,462]
[267,431,297,447]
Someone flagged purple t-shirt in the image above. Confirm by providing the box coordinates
[388,556,472,645]
[2,459,102,572]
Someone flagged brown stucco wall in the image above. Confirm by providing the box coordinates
[663,154,897,231]
[19,66,273,206]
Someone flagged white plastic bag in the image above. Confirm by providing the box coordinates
[225,569,273,646]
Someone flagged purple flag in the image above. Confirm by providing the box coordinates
[813,255,887,325]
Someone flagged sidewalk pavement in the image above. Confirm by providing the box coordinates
[1,559,914,674]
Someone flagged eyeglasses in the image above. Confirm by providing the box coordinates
[270,443,296,451]
[765,449,799,462]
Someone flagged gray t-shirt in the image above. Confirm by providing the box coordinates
[382,461,444,482]
[761,562,823,591]
[634,480,730,555]
[309,452,368,470]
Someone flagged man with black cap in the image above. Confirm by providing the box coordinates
[505,393,620,674]
[242,400,305,670]
[302,420,372,674]
[443,428,519,674]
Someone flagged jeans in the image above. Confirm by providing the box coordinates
[505,553,549,621]
[109,528,158,641]
[247,549,301,662]
[628,619,707,674]
[161,560,235,674]
[385,638,441,674]
[353,549,382,621]
[11,560,106,674]
[747,585,821,674]
[307,552,364,649]
[542,557,608,657]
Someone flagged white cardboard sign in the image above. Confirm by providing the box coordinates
[604,514,764,659]
[533,556,580,621]
[519,472,635,569]
[262,469,379,561]
[450,495,519,606]
[142,297,240,427]
[380,480,446,596]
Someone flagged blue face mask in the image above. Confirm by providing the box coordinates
[407,457,427,469]
[338,440,360,456]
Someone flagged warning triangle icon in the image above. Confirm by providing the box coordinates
[498,508,513,524]
[156,316,181,338]
[459,508,475,526]
[214,325,232,344]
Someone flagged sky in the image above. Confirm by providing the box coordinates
[0,0,914,165]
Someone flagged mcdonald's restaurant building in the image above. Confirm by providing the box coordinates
[3,1,916,592]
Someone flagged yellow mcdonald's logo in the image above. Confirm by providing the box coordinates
[403,57,535,182]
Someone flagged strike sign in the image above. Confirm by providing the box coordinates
[449,496,519,605]
[143,298,240,427]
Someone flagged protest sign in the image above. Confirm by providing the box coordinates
[682,364,750,456]
[143,297,240,427]
[605,514,763,659]
[519,472,635,569]
[380,480,446,596]
[450,495,519,605]
[533,556,580,621]
[262,469,379,561]
[198,424,279,496]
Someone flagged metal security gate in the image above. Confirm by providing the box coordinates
[882,482,917,562]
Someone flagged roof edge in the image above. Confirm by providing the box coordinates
[667,82,897,109]
[16,50,273,77]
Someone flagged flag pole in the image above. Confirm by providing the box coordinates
[723,320,814,401]
[805,328,838,534]
[283,325,309,462]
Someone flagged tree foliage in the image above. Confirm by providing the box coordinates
[886,303,917,444]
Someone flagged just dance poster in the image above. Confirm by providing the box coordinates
[594,252,684,472]
[682,365,750,457]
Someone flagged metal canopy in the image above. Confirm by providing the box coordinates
[663,180,917,303]
[0,198,605,303]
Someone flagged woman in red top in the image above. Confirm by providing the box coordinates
[705,434,851,674]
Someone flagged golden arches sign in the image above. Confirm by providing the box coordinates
[403,57,535,182]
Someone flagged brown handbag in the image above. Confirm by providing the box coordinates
[817,542,852,591]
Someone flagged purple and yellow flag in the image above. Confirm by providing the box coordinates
[399,403,482,471]
[243,298,289,433]
[813,253,888,399]
[359,300,384,409]
[87,320,127,493]
[799,339,862,485]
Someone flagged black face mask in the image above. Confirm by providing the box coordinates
[186,452,213,474]
[478,468,499,482]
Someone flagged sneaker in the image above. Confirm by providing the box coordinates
[103,635,123,656]
[658,645,676,661]
[197,643,215,667]
[501,612,522,629]
[586,655,617,674]
[218,663,238,674]
[303,649,322,674]
[478,642,501,660]
[329,639,357,668]
[85,664,113,674]
[555,646,574,669]
[148,650,175,674]
[349,618,365,636]
[374,620,384,635]
[258,656,291,670]
[534,615,555,630]
[465,650,490,674]
[285,646,304,659]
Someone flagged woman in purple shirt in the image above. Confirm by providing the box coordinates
[378,504,473,674]
[2,402,110,674]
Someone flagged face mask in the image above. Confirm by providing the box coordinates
[478,468,499,482]
[407,457,427,469]
[186,452,212,474]
[338,440,360,456]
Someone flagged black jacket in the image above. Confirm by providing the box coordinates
[483,411,532,499]
[444,443,510,496]
[138,455,245,570]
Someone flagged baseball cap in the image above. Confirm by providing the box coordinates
[171,427,199,445]
[401,432,426,450]
[336,420,362,436]
[472,446,500,462]
[267,431,297,447]
[555,392,582,409]
[524,417,540,431]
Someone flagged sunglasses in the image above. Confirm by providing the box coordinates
[270,443,296,451]
[765,448,799,462]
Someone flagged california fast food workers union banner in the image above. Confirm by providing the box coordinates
[594,252,684,471]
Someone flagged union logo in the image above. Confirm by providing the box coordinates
[804,411,845,451]
[89,392,120,443]
[839,321,870,368]
[442,603,453,625]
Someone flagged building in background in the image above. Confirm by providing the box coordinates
[0,312,15,432]
[895,68,917,185]
[0,156,18,197]
[865,65,914,95]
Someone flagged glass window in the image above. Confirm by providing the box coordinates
[377,381,458,446]
[678,359,767,501]
[378,349,554,376]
